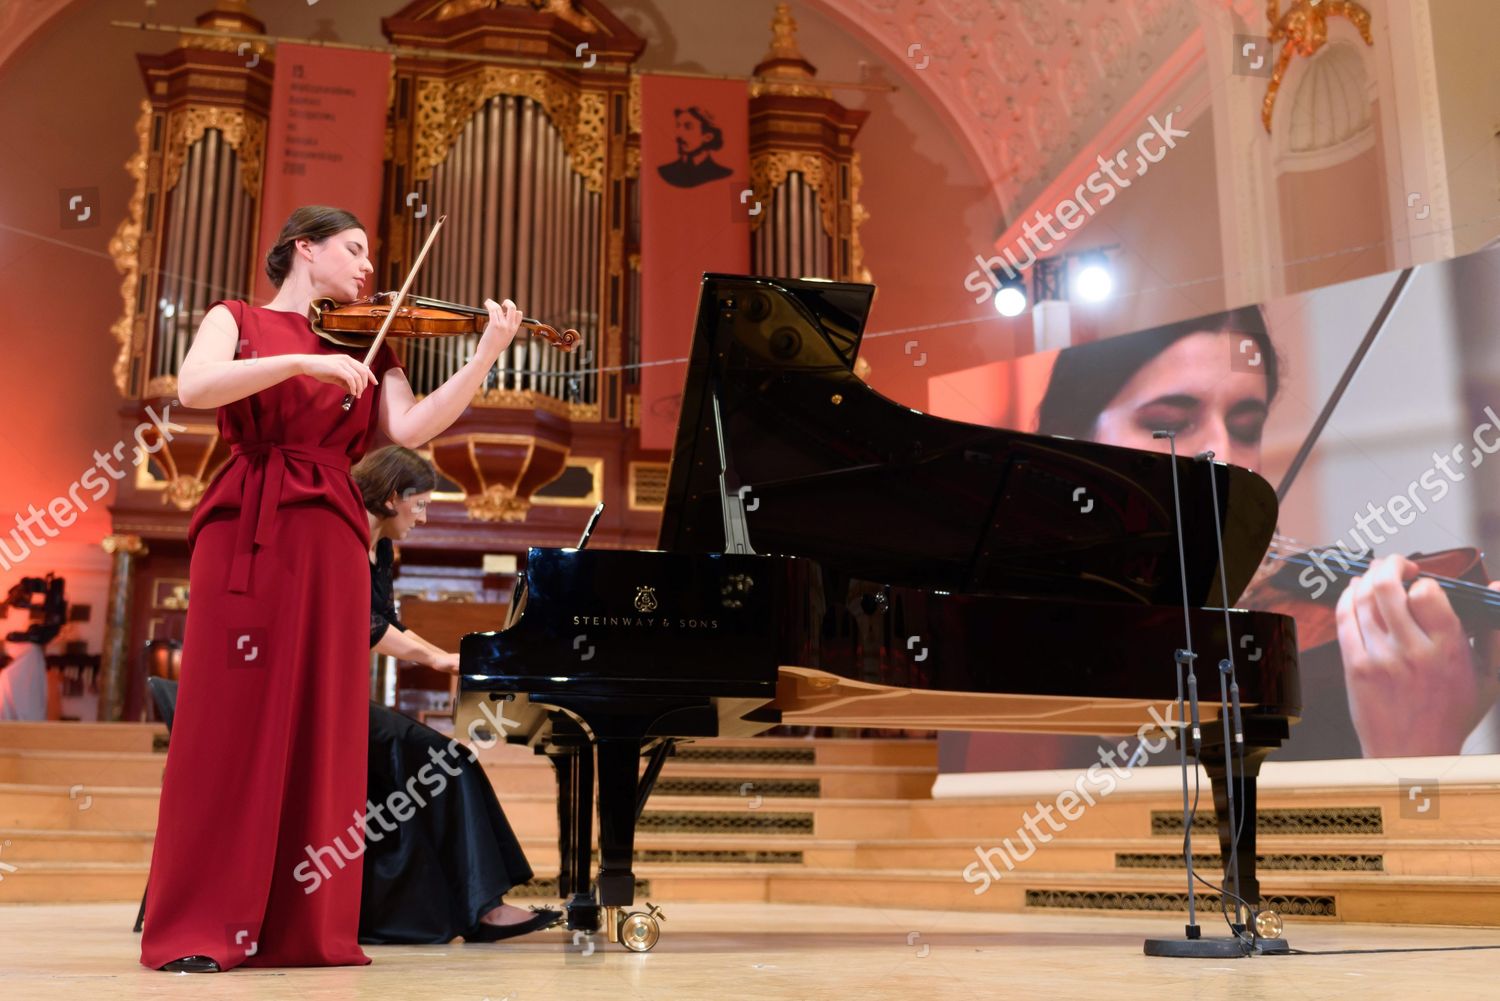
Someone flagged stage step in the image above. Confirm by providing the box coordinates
[0,722,164,754]
[0,749,166,788]
[3,721,1497,928]
[0,783,162,832]
[0,828,154,864]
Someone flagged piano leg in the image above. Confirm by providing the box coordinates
[1191,716,1289,927]
[594,737,643,912]
[540,695,721,949]
[546,727,601,934]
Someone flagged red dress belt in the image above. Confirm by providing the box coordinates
[226,443,353,594]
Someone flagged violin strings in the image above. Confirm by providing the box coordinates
[1265,536,1496,597]
[1266,534,1494,596]
[1265,534,1499,599]
[1263,535,1500,606]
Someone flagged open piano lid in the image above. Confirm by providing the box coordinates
[657,274,1279,609]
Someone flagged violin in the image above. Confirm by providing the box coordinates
[310,292,580,352]
[1240,538,1500,651]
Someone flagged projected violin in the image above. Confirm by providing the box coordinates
[1240,540,1500,651]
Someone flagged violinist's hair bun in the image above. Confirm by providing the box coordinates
[264,205,366,288]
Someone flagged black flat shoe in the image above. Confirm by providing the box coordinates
[465,907,564,942]
[160,955,220,973]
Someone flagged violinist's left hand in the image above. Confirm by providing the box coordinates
[1338,554,1500,757]
[476,298,522,364]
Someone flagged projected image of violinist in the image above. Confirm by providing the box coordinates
[1033,278,1500,762]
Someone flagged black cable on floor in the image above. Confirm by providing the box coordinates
[1274,944,1500,957]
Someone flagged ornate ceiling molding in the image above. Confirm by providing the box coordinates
[810,0,1202,218]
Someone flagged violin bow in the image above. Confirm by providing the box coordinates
[340,213,449,412]
[1274,266,1417,502]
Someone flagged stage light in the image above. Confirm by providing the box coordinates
[992,272,1027,317]
[1074,254,1113,303]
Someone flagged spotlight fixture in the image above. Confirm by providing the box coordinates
[1073,250,1114,303]
[992,271,1028,317]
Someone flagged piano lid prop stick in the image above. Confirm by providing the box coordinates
[575,502,605,550]
[340,213,449,412]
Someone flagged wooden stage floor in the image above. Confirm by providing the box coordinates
[3,902,1498,1000]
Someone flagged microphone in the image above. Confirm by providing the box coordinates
[1184,656,1203,755]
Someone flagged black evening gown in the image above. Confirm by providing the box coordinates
[359,537,535,944]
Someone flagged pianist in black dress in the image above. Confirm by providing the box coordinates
[354,445,560,943]
[1036,308,1500,759]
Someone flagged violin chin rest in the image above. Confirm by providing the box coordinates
[308,325,379,350]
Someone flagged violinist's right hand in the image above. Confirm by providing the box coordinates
[301,354,376,397]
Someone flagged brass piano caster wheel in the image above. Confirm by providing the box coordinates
[1253,909,1284,940]
[617,902,665,953]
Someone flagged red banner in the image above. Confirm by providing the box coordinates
[253,43,391,304]
[638,74,751,450]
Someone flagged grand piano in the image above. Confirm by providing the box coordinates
[459,274,1300,951]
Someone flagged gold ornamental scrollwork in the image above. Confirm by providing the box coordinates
[110,101,152,398]
[433,0,600,33]
[465,485,532,522]
[472,386,600,422]
[749,150,836,237]
[101,534,148,557]
[413,68,607,193]
[850,151,871,284]
[162,106,265,200]
[144,375,179,399]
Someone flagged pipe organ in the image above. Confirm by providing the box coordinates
[153,130,258,393]
[748,5,869,284]
[399,93,604,406]
[113,2,270,405]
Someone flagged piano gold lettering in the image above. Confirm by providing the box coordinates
[569,615,718,629]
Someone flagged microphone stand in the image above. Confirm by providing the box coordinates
[1142,434,1253,959]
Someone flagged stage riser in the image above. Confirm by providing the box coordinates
[476,762,933,801]
[4,723,1499,929]
[0,830,153,864]
[0,724,163,754]
[0,786,163,832]
[623,872,1500,927]
[21,785,1496,847]
[471,736,939,770]
[0,868,146,904]
[0,752,166,788]
[906,793,1500,840]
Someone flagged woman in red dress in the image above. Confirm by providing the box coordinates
[139,205,521,972]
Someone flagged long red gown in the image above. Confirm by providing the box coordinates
[140,299,402,970]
